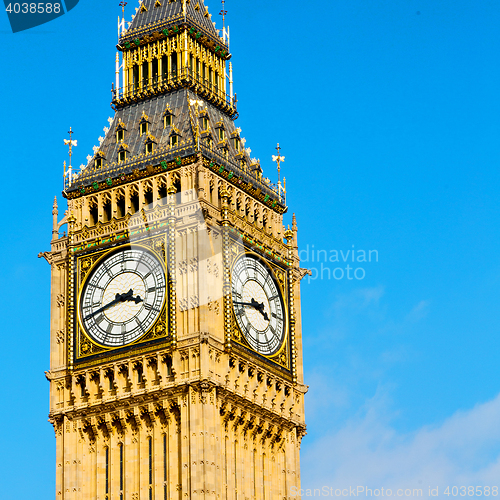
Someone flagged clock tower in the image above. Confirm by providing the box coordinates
[41,1,308,498]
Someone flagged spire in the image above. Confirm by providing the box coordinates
[120,0,221,44]
[52,196,59,240]
[292,213,298,252]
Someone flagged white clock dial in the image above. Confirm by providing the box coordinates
[231,254,286,356]
[80,248,166,347]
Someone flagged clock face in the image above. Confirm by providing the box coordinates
[79,247,166,347]
[231,254,286,356]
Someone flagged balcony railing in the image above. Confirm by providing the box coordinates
[112,68,238,119]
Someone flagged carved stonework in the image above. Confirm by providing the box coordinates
[47,8,306,498]
[207,297,220,315]
[55,330,65,344]
[56,294,65,308]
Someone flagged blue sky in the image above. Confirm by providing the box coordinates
[1,0,500,497]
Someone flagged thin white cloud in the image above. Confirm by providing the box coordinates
[301,391,500,495]
[406,300,431,323]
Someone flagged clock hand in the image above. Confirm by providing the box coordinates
[84,289,139,320]
[233,299,270,322]
[249,298,270,321]
[233,300,260,307]
[122,291,143,304]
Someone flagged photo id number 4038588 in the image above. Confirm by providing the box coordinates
[5,3,61,14]
[443,486,499,497]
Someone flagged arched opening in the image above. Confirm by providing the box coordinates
[89,204,98,225]
[103,198,112,222]
[171,52,177,78]
[159,184,167,204]
[142,60,149,89]
[130,193,139,213]
[145,189,153,207]
[162,55,168,82]
[173,177,181,193]
[133,64,139,91]
[152,58,158,87]
[117,196,125,218]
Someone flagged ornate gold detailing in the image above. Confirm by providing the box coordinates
[73,235,171,365]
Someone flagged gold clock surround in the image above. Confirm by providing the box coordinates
[73,235,171,366]
[229,248,291,372]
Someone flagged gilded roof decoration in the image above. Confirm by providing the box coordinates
[120,0,224,49]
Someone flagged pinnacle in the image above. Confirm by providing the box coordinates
[121,0,219,43]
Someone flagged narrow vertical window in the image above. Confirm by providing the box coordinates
[133,64,139,90]
[131,193,139,213]
[163,433,167,500]
[119,443,124,500]
[171,52,177,77]
[103,199,112,222]
[105,447,109,499]
[149,436,153,500]
[152,58,158,87]
[142,60,149,89]
[162,55,168,81]
[117,196,125,217]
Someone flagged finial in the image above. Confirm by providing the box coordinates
[53,196,58,211]
[119,1,127,17]
[119,1,127,36]
[63,128,77,187]
[292,213,297,231]
[64,127,77,169]
[272,143,285,185]
[219,0,227,30]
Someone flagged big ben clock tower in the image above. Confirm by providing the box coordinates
[41,1,308,498]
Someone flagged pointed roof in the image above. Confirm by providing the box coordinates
[120,0,223,47]
[66,89,285,209]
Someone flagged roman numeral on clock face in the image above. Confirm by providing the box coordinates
[80,248,166,348]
